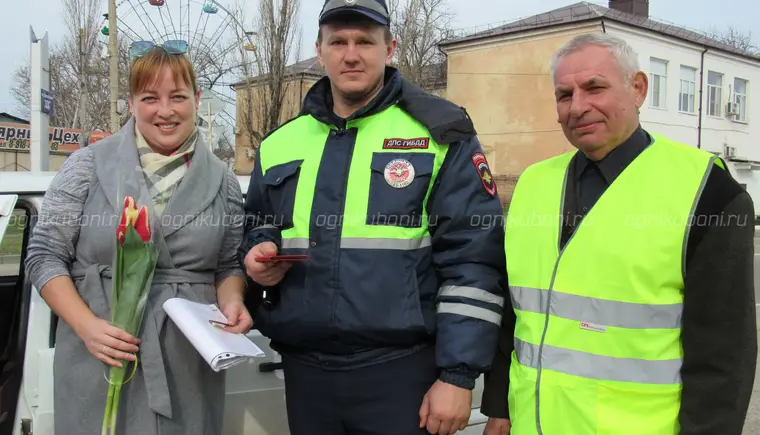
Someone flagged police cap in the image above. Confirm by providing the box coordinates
[319,0,390,27]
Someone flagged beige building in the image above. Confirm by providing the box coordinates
[439,0,760,206]
[230,58,326,175]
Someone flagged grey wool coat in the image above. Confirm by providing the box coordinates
[24,117,246,435]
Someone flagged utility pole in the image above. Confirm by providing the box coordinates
[78,27,89,131]
[108,0,119,132]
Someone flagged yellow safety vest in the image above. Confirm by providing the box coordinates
[504,134,723,435]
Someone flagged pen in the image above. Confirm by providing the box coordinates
[208,319,231,328]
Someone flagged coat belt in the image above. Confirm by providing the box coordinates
[72,264,215,419]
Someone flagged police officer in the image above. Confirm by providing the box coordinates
[481,33,756,435]
[238,0,506,434]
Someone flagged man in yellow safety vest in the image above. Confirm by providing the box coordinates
[480,33,757,435]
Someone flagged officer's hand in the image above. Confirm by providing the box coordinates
[483,418,511,435]
[419,379,472,435]
[244,241,292,286]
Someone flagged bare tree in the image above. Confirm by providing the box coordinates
[387,0,454,90]
[10,0,132,131]
[11,0,234,133]
[10,51,79,127]
[231,0,303,156]
[212,128,236,168]
[62,0,104,131]
[254,0,303,135]
[708,25,760,55]
[10,62,33,121]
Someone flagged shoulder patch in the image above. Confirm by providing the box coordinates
[382,137,429,149]
[472,152,497,196]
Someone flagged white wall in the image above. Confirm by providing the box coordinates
[607,23,760,214]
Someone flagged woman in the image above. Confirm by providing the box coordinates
[24,44,251,435]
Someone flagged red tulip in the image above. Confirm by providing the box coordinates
[132,205,151,242]
[115,196,148,245]
[116,208,127,246]
[104,196,158,435]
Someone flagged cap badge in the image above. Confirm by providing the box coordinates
[384,158,415,188]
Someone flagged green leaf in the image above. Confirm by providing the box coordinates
[111,243,124,324]
[111,226,158,335]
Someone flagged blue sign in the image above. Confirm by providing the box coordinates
[41,89,54,116]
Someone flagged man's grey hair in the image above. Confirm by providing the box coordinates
[550,33,641,83]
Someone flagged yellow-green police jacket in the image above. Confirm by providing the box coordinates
[239,67,507,389]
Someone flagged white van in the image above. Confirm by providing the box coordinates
[0,171,488,435]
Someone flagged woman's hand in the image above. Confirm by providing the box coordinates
[76,315,141,367]
[218,300,254,334]
[216,275,253,334]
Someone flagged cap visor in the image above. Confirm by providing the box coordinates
[319,8,389,26]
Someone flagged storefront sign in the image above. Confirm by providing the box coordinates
[0,122,110,152]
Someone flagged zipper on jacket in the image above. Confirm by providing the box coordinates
[329,124,352,329]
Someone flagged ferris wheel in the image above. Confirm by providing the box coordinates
[103,0,256,144]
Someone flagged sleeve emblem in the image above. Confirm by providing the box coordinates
[472,152,497,197]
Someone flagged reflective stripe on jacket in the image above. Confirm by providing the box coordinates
[505,134,724,434]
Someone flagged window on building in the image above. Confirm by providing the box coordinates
[649,58,668,109]
[733,77,748,122]
[707,71,723,117]
[678,66,697,113]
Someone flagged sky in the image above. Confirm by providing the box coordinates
[0,0,758,120]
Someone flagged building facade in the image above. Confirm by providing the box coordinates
[440,1,760,212]
[231,57,325,175]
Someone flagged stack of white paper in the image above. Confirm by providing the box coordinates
[162,298,265,372]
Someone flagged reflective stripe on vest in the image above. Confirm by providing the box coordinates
[504,135,720,435]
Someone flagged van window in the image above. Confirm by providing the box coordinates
[0,208,25,277]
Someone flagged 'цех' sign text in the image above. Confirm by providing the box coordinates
[0,122,110,153]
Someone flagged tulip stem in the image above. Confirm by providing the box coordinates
[102,364,127,435]
[102,382,115,435]
[109,383,123,434]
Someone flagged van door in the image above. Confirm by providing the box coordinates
[0,194,20,435]
[7,196,55,435]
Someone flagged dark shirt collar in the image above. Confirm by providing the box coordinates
[300,66,402,128]
[575,125,651,183]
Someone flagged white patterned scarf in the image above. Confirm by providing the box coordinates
[135,124,198,216]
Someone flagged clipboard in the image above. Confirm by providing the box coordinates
[162,298,265,371]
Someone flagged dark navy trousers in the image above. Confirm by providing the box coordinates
[282,346,438,435]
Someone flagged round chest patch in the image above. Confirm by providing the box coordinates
[384,159,415,188]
